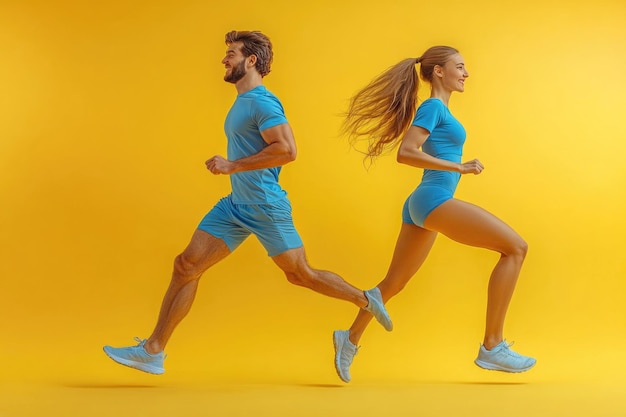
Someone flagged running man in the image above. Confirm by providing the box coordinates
[103,30,391,375]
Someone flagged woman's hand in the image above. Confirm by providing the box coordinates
[458,158,484,175]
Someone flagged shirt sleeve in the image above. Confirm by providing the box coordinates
[411,99,445,133]
[253,95,288,132]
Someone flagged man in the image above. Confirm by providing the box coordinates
[103,30,392,375]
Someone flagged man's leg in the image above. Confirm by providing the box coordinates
[272,247,365,306]
[271,247,392,330]
[103,229,231,373]
[144,229,231,353]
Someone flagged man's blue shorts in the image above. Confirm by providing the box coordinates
[198,195,303,257]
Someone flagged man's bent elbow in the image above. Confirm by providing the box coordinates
[283,146,297,163]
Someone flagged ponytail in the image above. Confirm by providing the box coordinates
[342,46,458,163]
[341,58,420,162]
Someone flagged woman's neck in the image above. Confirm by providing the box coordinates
[430,86,452,107]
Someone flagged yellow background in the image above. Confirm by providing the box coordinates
[1,0,625,416]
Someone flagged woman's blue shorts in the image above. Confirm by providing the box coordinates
[402,184,454,227]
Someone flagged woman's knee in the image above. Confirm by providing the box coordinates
[379,279,407,301]
[506,236,528,260]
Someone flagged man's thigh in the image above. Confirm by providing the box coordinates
[180,229,231,272]
[197,196,251,253]
[241,199,303,257]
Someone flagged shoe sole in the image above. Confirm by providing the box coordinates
[103,347,165,375]
[332,331,351,383]
[474,359,536,373]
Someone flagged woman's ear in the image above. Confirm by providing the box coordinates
[434,64,444,78]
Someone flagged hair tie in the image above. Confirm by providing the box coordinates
[415,57,421,64]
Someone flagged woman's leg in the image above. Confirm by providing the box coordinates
[333,223,437,382]
[348,222,438,345]
[423,198,528,349]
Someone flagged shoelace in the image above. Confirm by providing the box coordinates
[133,337,167,359]
[339,337,359,364]
[347,345,359,357]
[500,341,526,359]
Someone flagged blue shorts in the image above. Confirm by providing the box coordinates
[402,185,454,227]
[198,195,303,257]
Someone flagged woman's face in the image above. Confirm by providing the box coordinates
[439,53,469,93]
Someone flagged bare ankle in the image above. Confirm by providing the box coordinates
[483,337,503,350]
[144,339,162,355]
[348,331,361,346]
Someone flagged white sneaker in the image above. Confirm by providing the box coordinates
[363,287,393,331]
[333,330,359,383]
[474,340,536,373]
[103,337,166,375]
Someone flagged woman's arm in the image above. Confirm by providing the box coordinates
[397,126,483,175]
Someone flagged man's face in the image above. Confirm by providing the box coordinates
[222,42,248,84]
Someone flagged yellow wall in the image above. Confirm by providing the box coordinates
[1,0,625,384]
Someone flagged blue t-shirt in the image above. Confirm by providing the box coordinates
[411,98,467,192]
[224,85,288,204]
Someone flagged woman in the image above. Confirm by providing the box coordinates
[334,46,535,382]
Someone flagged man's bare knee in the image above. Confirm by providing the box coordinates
[173,254,201,284]
[284,269,313,288]
[273,249,315,288]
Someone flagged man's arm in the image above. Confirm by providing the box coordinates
[205,123,297,175]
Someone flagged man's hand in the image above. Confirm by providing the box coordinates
[205,155,235,175]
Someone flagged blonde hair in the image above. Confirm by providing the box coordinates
[342,46,459,162]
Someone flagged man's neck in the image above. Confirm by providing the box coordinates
[235,73,264,94]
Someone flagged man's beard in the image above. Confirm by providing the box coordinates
[224,60,247,83]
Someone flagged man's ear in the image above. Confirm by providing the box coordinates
[247,54,257,68]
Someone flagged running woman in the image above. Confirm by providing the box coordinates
[333,46,535,382]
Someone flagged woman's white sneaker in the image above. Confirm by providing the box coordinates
[474,340,536,373]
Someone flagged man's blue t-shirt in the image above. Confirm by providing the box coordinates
[411,98,467,192]
[224,85,288,204]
